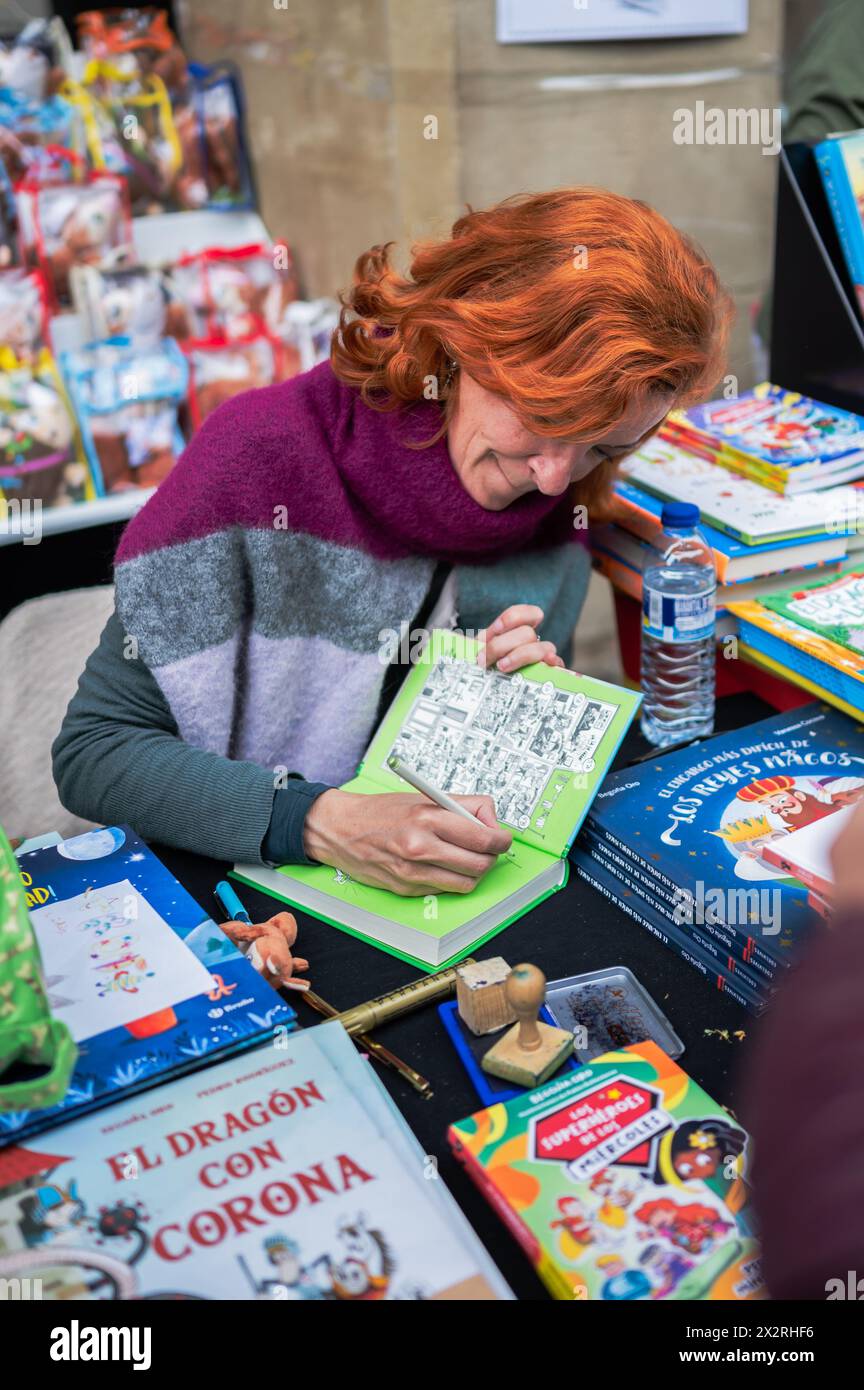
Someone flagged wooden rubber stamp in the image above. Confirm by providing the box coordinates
[481,963,574,1088]
[456,957,515,1036]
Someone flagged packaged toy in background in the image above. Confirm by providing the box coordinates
[0,346,91,508]
[280,297,340,371]
[26,172,133,306]
[0,90,84,187]
[62,336,187,494]
[168,243,298,341]
[185,335,292,426]
[449,1040,763,1301]
[79,60,183,214]
[0,19,73,102]
[0,267,48,360]
[182,61,255,210]
[70,262,170,345]
[0,187,14,267]
[76,7,188,96]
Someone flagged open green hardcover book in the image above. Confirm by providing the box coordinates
[233,631,641,970]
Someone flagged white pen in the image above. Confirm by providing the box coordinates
[387,755,485,824]
[387,755,516,861]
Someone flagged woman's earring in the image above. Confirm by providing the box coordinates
[443,358,458,391]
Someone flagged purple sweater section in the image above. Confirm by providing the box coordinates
[117,361,580,567]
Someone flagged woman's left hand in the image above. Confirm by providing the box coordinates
[478,604,565,672]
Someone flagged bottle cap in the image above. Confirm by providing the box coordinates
[661,501,700,529]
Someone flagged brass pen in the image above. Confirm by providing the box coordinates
[300,987,433,1099]
[330,962,466,1036]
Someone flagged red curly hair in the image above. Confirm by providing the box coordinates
[332,188,732,480]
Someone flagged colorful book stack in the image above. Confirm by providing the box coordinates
[570,704,864,1014]
[593,433,860,632]
[661,383,864,494]
[727,563,864,719]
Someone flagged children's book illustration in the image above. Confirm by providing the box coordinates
[586,703,864,958]
[0,1024,508,1301]
[234,629,641,969]
[709,772,864,882]
[386,654,618,834]
[449,1040,762,1301]
[29,879,214,1042]
[762,567,864,657]
[2,826,296,1146]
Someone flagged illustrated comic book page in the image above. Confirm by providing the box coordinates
[364,631,641,854]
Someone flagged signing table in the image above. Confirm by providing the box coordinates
[155,692,774,1301]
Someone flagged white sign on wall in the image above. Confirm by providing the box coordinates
[497,0,749,44]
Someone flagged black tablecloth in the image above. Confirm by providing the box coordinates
[154,693,776,1301]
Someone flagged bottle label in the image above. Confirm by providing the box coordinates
[643,585,715,643]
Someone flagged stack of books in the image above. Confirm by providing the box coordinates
[727,562,864,719]
[593,432,861,635]
[661,383,864,494]
[571,704,863,1015]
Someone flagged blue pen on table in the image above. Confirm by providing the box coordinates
[214,879,253,925]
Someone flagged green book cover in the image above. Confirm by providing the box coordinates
[233,630,641,968]
[760,563,864,657]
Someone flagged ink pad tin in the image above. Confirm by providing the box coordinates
[544,965,684,1063]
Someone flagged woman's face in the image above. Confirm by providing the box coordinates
[447,369,673,511]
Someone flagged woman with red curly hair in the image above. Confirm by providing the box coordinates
[55,189,730,892]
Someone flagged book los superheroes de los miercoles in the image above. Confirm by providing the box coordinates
[0,1022,510,1301]
[449,1041,763,1302]
[583,702,864,965]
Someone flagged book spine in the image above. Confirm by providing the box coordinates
[816,139,864,301]
[571,856,765,1016]
[586,833,776,987]
[584,821,784,976]
[447,1130,575,1300]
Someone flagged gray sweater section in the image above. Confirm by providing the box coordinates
[52,612,327,865]
[53,543,591,865]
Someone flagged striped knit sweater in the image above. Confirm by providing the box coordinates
[112,362,590,796]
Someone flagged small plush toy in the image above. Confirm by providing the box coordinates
[220,911,309,992]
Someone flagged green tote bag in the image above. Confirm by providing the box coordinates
[0,824,77,1113]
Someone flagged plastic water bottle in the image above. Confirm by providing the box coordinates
[640,501,716,747]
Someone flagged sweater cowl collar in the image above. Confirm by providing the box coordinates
[311,361,573,565]
[116,362,574,568]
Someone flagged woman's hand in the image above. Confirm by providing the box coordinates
[302,789,512,896]
[479,604,565,672]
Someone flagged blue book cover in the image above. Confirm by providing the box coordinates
[582,826,779,985]
[678,383,864,473]
[4,826,296,1145]
[569,845,765,1016]
[583,703,864,965]
[815,132,864,314]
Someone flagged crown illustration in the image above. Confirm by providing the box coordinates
[710,815,774,844]
[737,776,794,803]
